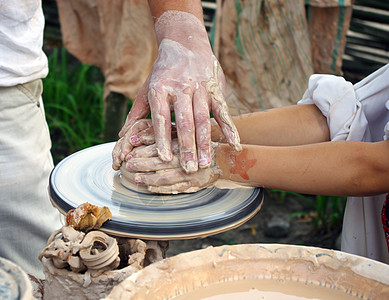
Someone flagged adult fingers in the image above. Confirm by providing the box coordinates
[149,88,173,162]
[173,91,198,173]
[193,88,212,168]
[211,100,241,151]
[206,59,242,152]
[119,79,150,137]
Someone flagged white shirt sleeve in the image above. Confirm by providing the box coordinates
[298,64,389,143]
[0,0,48,86]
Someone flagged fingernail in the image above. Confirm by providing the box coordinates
[181,151,198,173]
[126,154,133,160]
[134,175,143,184]
[184,160,198,173]
[199,159,209,167]
[131,136,140,145]
[125,162,133,171]
[199,154,211,168]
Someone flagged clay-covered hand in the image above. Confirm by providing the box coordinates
[112,119,153,170]
[112,119,177,170]
[115,10,241,174]
[121,142,220,194]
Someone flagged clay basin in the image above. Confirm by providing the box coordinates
[0,257,33,300]
[106,243,389,299]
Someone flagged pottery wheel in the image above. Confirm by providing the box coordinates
[49,142,264,240]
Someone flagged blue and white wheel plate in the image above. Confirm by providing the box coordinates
[49,143,264,240]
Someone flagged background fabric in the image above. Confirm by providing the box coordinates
[56,0,352,115]
[56,0,158,101]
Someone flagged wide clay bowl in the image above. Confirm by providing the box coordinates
[105,243,389,300]
[0,257,33,300]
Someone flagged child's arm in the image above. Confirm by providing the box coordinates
[126,137,389,196]
[121,103,389,197]
[212,104,330,146]
[215,140,389,197]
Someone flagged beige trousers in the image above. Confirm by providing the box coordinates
[0,79,63,278]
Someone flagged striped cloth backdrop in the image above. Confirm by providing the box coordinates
[216,0,353,114]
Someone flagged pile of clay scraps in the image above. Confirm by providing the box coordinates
[39,203,168,276]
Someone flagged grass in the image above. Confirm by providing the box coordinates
[42,47,105,164]
[271,189,346,232]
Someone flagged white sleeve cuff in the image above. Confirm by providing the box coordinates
[298,74,368,142]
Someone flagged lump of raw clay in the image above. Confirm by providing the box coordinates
[39,226,168,299]
[66,202,112,232]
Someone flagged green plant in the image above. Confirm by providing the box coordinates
[42,47,105,163]
[271,189,346,231]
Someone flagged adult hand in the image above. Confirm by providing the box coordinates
[120,141,220,194]
[115,10,241,174]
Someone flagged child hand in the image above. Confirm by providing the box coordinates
[121,141,220,194]
[112,119,177,170]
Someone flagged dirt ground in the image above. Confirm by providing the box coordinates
[166,189,342,258]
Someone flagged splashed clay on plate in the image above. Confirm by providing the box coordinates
[40,226,168,299]
[105,243,389,300]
